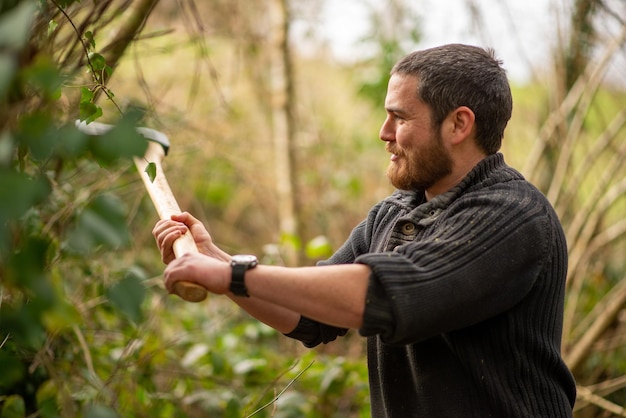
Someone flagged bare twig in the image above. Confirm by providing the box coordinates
[176,0,231,111]
[565,163,626,280]
[586,374,626,400]
[564,131,626,250]
[72,324,97,379]
[0,333,9,350]
[555,105,626,217]
[575,385,626,416]
[246,360,315,417]
[564,173,626,335]
[565,275,626,372]
[522,24,626,182]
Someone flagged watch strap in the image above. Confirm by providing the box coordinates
[230,264,250,297]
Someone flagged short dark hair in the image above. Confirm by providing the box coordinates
[391,44,513,154]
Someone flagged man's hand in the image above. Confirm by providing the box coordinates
[152,212,230,264]
[163,253,230,295]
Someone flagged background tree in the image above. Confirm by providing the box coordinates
[269,0,300,266]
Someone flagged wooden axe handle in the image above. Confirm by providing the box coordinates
[134,142,208,303]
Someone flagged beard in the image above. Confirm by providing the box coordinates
[386,130,453,191]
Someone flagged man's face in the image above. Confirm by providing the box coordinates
[380,74,453,191]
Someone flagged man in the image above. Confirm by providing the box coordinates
[153,44,576,417]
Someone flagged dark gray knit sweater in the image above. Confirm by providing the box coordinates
[286,153,576,417]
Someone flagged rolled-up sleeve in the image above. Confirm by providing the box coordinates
[284,316,348,348]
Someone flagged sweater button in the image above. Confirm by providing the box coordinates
[402,222,415,234]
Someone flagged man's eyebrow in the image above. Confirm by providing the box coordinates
[385,106,410,116]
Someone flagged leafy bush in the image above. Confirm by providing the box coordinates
[0,2,371,417]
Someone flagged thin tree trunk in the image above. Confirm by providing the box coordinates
[269,0,300,266]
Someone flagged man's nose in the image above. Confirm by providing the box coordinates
[379,117,394,142]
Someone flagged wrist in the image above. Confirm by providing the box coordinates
[229,255,258,297]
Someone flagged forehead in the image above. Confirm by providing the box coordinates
[385,74,428,114]
[388,73,418,93]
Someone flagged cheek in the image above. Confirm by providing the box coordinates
[395,127,416,150]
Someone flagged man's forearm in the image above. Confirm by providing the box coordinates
[239,264,370,330]
[227,295,302,334]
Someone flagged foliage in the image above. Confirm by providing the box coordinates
[0,0,153,415]
[0,1,371,417]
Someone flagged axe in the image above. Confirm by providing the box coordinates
[76,120,208,303]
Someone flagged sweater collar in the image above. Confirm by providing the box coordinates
[388,153,520,211]
[428,152,519,207]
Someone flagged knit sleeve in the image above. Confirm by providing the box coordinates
[356,182,557,345]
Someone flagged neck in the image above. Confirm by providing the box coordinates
[425,148,487,201]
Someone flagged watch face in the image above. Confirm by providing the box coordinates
[231,254,258,265]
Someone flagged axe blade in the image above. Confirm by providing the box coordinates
[75,120,170,155]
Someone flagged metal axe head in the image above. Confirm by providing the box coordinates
[75,120,170,155]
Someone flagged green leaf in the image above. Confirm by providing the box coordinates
[144,161,156,182]
[22,55,64,99]
[280,232,301,252]
[1,300,49,349]
[16,111,56,160]
[85,30,95,49]
[36,380,61,418]
[305,235,333,259]
[47,19,58,37]
[55,123,90,158]
[66,194,130,253]
[106,268,146,323]
[87,112,148,165]
[80,86,95,102]
[273,392,309,418]
[79,87,103,123]
[181,344,210,368]
[0,171,51,221]
[42,297,81,332]
[6,236,55,303]
[0,395,26,418]
[79,100,103,124]
[88,52,107,72]
[320,363,345,394]
[210,351,227,375]
[223,397,241,418]
[233,358,267,375]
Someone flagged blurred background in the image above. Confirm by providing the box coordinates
[1,0,625,416]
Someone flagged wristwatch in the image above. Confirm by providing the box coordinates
[229,254,258,297]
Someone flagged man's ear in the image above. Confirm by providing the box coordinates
[448,106,475,145]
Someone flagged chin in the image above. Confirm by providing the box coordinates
[387,174,411,191]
